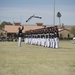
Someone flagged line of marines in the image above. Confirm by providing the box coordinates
[24,26,59,48]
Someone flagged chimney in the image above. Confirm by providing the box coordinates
[36,23,43,26]
[13,22,21,26]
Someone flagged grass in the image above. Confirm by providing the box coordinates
[0,40,75,75]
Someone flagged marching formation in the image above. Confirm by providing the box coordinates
[24,26,59,48]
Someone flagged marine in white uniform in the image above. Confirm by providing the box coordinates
[18,26,24,47]
[54,26,59,48]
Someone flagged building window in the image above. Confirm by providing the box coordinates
[67,33,70,38]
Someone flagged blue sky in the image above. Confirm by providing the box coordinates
[0,0,75,25]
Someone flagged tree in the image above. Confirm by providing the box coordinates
[71,26,75,37]
[0,21,12,29]
[57,12,62,26]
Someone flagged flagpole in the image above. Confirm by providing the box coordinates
[53,0,55,26]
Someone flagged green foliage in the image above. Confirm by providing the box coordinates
[0,21,12,29]
[57,12,62,18]
[71,26,75,35]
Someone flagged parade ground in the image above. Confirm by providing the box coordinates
[0,40,75,75]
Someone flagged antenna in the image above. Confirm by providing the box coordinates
[20,16,22,24]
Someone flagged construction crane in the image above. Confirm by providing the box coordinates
[26,14,42,22]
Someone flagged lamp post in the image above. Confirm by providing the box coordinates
[53,0,55,26]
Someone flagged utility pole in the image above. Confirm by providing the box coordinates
[53,0,55,26]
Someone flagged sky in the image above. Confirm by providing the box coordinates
[0,0,75,26]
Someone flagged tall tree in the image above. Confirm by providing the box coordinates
[71,26,75,37]
[0,21,12,29]
[57,12,62,26]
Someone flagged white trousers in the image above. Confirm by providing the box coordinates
[52,38,55,48]
[18,37,22,47]
[46,38,50,47]
[50,38,52,48]
[54,37,59,48]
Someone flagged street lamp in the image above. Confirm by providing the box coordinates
[53,0,55,26]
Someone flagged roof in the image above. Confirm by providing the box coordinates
[4,25,44,33]
[58,28,70,32]
[13,22,21,26]
[4,24,74,33]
